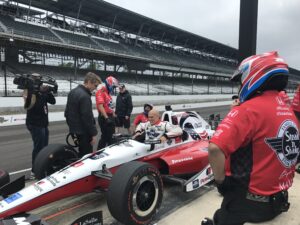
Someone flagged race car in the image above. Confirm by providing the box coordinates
[0,109,215,225]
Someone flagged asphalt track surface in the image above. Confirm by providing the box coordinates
[0,104,231,225]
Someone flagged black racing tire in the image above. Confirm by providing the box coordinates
[107,161,163,225]
[34,144,79,180]
[0,169,10,188]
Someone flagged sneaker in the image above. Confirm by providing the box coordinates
[29,172,36,180]
[201,218,214,225]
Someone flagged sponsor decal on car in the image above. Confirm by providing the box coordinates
[70,211,103,225]
[73,162,84,168]
[33,184,43,193]
[171,157,193,164]
[91,152,109,160]
[194,122,202,128]
[206,167,212,175]
[4,193,22,204]
[37,180,46,185]
[200,174,214,185]
[46,176,60,187]
[59,169,71,175]
[192,179,199,189]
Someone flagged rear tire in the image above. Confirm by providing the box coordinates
[34,144,78,180]
[107,161,163,225]
[0,169,9,188]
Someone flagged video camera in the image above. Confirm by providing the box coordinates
[13,74,58,94]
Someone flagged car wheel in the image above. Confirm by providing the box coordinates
[107,161,163,225]
[34,144,79,180]
[0,169,9,188]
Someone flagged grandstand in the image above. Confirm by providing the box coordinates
[0,0,299,96]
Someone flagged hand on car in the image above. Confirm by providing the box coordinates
[90,135,97,145]
[160,135,167,143]
[132,132,141,140]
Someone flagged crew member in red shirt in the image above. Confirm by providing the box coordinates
[291,85,300,173]
[132,103,153,132]
[291,85,300,120]
[202,52,299,225]
[96,75,119,149]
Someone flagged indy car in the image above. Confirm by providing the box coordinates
[0,109,215,225]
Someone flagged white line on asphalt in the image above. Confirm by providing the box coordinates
[9,168,31,175]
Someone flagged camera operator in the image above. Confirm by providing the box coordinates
[23,73,56,180]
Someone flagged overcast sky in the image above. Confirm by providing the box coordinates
[105,0,300,70]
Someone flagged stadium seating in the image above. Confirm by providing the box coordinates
[0,14,60,42]
[0,63,240,96]
[0,12,236,75]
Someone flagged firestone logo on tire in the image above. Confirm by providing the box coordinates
[265,120,300,168]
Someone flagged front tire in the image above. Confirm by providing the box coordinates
[34,144,78,180]
[107,161,163,225]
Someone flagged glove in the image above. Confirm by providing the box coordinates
[216,176,231,196]
[105,117,114,126]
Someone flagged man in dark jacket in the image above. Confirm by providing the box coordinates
[23,73,56,179]
[115,84,133,134]
[65,72,101,157]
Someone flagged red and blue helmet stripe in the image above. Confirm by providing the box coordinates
[232,51,289,103]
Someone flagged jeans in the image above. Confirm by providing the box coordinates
[26,124,49,170]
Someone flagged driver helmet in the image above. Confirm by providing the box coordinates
[143,103,153,116]
[105,75,119,94]
[231,51,289,103]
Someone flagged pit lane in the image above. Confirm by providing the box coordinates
[0,105,230,224]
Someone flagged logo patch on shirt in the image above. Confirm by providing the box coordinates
[146,127,161,139]
[276,96,285,105]
[265,120,299,168]
[228,109,239,118]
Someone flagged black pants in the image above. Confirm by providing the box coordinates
[213,186,283,225]
[98,114,115,149]
[27,124,49,170]
[77,134,93,157]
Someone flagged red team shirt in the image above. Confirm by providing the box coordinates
[133,113,149,126]
[95,85,113,114]
[211,91,299,195]
[292,85,300,112]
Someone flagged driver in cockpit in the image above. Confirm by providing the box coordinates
[132,109,183,143]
